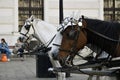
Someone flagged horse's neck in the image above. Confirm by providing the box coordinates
[86,30,120,57]
[33,19,57,44]
[49,32,63,54]
[84,18,120,57]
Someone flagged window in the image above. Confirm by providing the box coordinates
[104,0,120,22]
[18,0,44,31]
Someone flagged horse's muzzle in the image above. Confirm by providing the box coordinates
[52,52,59,60]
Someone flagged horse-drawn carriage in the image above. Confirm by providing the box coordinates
[20,15,120,80]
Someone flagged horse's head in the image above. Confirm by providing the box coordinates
[20,15,35,42]
[56,16,87,65]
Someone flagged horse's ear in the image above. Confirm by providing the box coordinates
[81,15,87,28]
[82,20,87,28]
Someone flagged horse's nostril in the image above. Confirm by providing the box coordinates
[52,53,58,60]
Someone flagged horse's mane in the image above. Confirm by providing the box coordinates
[85,18,120,40]
[84,18,120,56]
[33,18,42,26]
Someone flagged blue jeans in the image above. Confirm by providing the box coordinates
[18,48,24,57]
[0,49,11,59]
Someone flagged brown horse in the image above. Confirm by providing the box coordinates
[57,16,120,66]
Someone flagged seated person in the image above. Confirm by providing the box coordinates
[0,38,11,61]
[12,37,24,60]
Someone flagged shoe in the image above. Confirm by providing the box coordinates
[17,52,20,55]
[7,59,10,61]
[20,57,24,61]
[11,53,14,56]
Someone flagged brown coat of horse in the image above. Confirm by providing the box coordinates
[57,20,87,63]
[57,18,120,65]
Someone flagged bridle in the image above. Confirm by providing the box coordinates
[59,25,81,54]
[20,19,35,43]
[58,17,84,65]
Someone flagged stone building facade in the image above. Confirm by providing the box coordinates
[2,0,118,45]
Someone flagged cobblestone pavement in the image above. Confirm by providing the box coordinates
[0,57,114,80]
[0,56,111,80]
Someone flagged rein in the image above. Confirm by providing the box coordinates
[86,28,120,42]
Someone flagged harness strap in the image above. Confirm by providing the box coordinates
[20,33,28,38]
[53,44,61,47]
[86,28,120,42]
[59,48,73,53]
[46,35,56,47]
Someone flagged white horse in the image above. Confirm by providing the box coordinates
[20,15,66,80]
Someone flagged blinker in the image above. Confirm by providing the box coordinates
[25,25,30,31]
[78,22,82,26]
[68,30,77,39]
